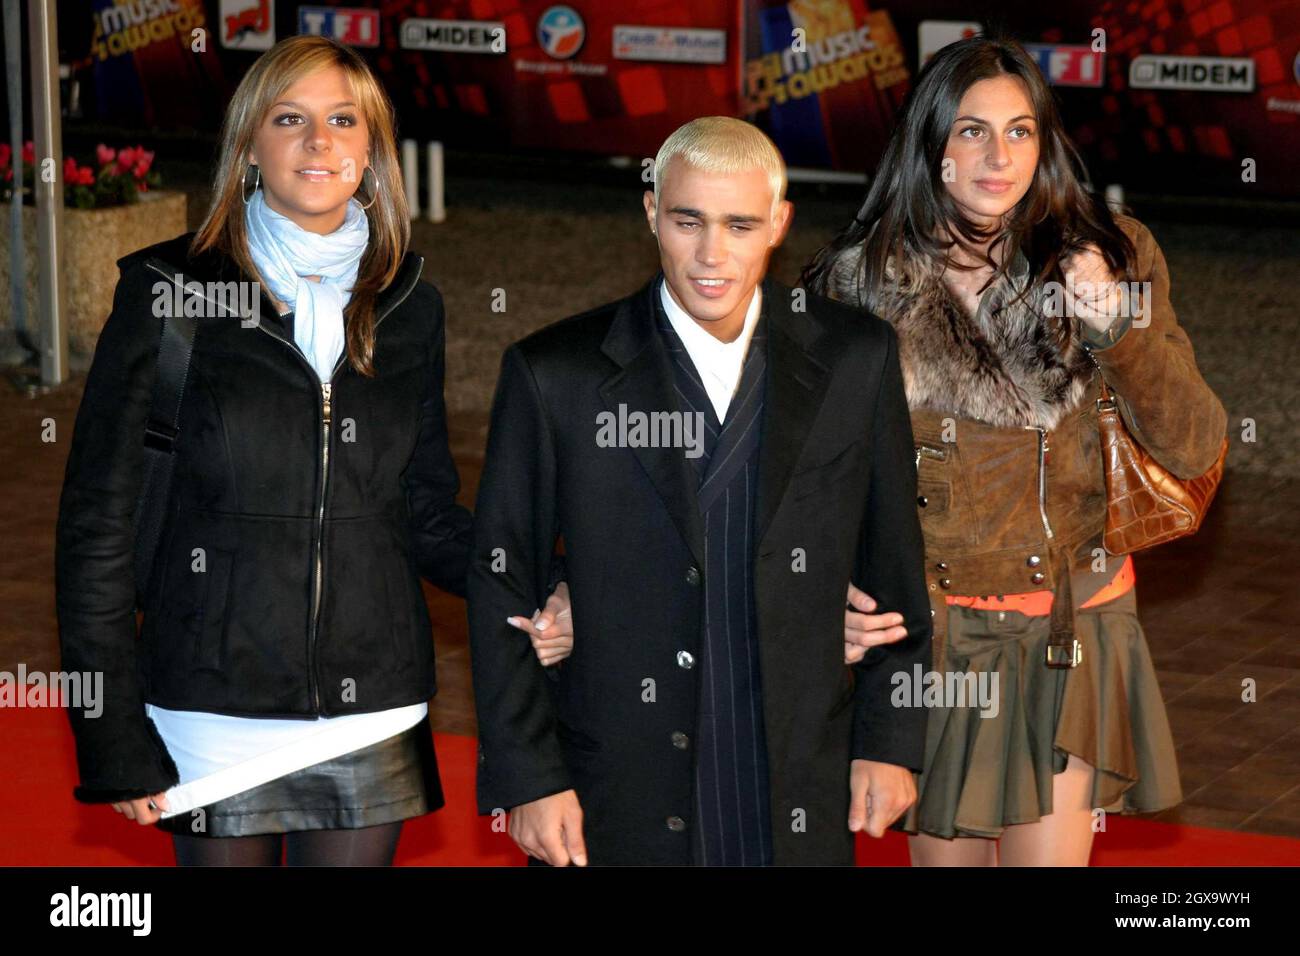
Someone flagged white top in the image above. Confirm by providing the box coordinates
[660,278,762,422]
[146,702,427,818]
[145,303,427,821]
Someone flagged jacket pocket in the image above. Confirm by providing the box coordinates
[828,668,856,720]
[915,477,951,516]
[792,439,862,501]
[554,718,602,754]
[914,441,979,549]
[193,547,235,672]
[385,552,421,669]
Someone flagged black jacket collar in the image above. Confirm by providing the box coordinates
[597,273,833,557]
[121,230,424,333]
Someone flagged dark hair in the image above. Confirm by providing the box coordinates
[802,35,1134,347]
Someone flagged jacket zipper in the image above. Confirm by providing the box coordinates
[310,381,331,711]
[143,259,422,714]
[914,442,947,470]
[1024,425,1054,540]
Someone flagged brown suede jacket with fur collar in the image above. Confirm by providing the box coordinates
[822,215,1227,669]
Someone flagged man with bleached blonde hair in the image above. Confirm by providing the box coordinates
[468,116,932,865]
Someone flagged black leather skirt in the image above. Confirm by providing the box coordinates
[154,713,444,838]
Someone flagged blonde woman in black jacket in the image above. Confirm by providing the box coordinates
[55,35,571,866]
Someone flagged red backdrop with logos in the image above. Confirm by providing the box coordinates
[57,0,1300,198]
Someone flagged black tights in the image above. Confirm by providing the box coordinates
[172,821,404,866]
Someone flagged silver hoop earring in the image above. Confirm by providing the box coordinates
[241,164,261,204]
[355,166,378,210]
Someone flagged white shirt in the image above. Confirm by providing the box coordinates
[146,702,427,818]
[660,278,762,422]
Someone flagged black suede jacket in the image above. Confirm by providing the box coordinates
[55,232,472,803]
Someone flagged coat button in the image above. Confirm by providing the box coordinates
[671,731,689,750]
[939,578,951,589]
[685,566,701,586]
[917,495,928,507]
[1027,555,1042,567]
[676,650,695,669]
[1031,571,1046,585]
[666,816,686,832]
[936,561,948,571]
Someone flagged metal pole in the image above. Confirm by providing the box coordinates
[401,138,418,218]
[3,0,29,365]
[28,0,67,386]
[426,141,444,224]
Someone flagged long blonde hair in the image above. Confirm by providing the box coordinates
[192,35,410,378]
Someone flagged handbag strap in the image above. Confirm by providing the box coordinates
[132,305,198,608]
[1083,343,1118,406]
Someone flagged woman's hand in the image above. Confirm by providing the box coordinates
[1063,245,1125,336]
[510,581,573,667]
[844,582,909,664]
[110,791,170,826]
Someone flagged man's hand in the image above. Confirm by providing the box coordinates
[509,789,588,865]
[844,582,908,664]
[110,791,170,826]
[509,581,574,667]
[849,759,916,837]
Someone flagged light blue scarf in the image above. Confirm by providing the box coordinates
[244,190,371,382]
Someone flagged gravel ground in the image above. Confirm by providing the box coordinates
[33,152,1300,476]
[408,161,1300,480]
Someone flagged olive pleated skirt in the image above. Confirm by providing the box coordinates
[902,585,1182,840]
[155,712,444,838]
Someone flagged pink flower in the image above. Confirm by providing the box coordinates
[96,143,116,167]
[134,149,154,175]
[132,159,149,180]
[78,167,95,186]
[0,142,10,169]
[21,141,35,164]
[116,147,137,173]
[63,156,79,180]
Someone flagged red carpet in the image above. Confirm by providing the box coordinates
[3,707,1295,866]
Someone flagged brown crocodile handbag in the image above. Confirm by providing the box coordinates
[1091,361,1229,555]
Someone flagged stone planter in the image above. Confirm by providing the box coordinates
[0,190,187,354]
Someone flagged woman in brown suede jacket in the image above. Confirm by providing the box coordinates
[804,37,1227,865]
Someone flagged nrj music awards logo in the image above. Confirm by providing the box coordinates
[537,5,585,60]
[91,0,208,60]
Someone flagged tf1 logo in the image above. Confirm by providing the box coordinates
[298,5,380,47]
[1022,43,1104,88]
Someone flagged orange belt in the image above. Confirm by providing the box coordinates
[945,554,1135,616]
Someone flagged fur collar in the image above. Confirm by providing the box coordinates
[825,245,1094,430]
